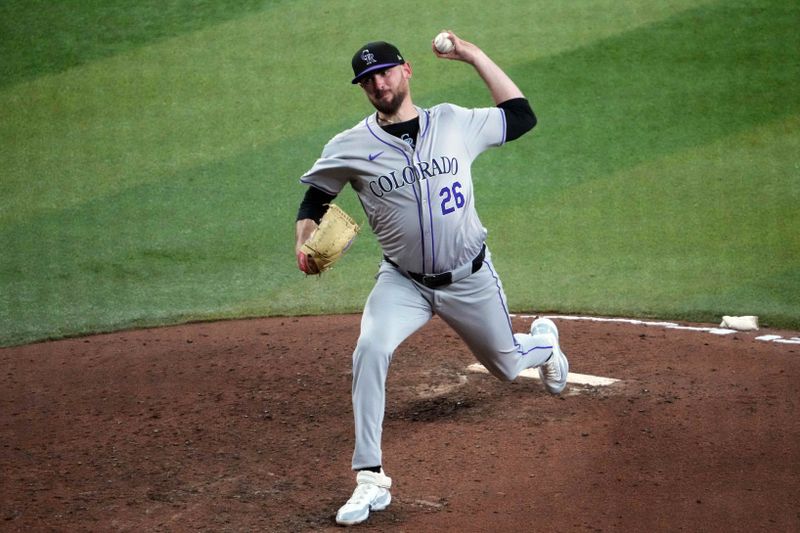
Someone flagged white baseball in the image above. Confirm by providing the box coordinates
[434,32,454,54]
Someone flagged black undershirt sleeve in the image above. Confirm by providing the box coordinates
[296,185,337,223]
[497,97,537,142]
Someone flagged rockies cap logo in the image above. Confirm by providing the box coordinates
[361,49,377,66]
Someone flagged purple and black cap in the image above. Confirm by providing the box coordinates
[351,41,405,84]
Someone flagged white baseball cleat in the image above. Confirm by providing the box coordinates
[335,469,392,526]
[531,317,569,394]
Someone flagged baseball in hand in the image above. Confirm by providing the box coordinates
[434,32,454,54]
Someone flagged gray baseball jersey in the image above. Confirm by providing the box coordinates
[301,102,561,471]
[300,103,505,274]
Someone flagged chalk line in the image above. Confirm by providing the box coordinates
[512,314,799,345]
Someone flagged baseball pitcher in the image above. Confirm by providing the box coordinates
[294,31,569,526]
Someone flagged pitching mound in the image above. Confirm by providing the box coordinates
[2,315,799,531]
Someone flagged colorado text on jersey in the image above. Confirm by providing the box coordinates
[367,156,459,198]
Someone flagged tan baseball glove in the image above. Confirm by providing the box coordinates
[299,204,360,274]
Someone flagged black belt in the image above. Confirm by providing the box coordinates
[384,245,486,289]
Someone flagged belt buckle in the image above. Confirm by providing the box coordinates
[422,272,451,288]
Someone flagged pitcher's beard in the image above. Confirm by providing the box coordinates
[371,86,408,117]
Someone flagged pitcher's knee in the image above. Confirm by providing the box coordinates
[479,360,517,382]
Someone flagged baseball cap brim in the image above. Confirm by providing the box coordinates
[351,62,404,84]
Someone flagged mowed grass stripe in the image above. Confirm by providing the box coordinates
[0,0,281,88]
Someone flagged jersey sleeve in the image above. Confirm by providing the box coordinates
[444,104,506,159]
[298,137,353,195]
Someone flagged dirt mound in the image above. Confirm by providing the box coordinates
[2,315,798,531]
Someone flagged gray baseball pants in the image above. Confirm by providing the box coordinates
[351,249,555,470]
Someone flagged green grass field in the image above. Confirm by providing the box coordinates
[1,0,798,347]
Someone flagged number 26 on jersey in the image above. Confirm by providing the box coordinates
[439,181,465,215]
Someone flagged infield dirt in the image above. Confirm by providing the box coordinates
[2,315,799,531]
